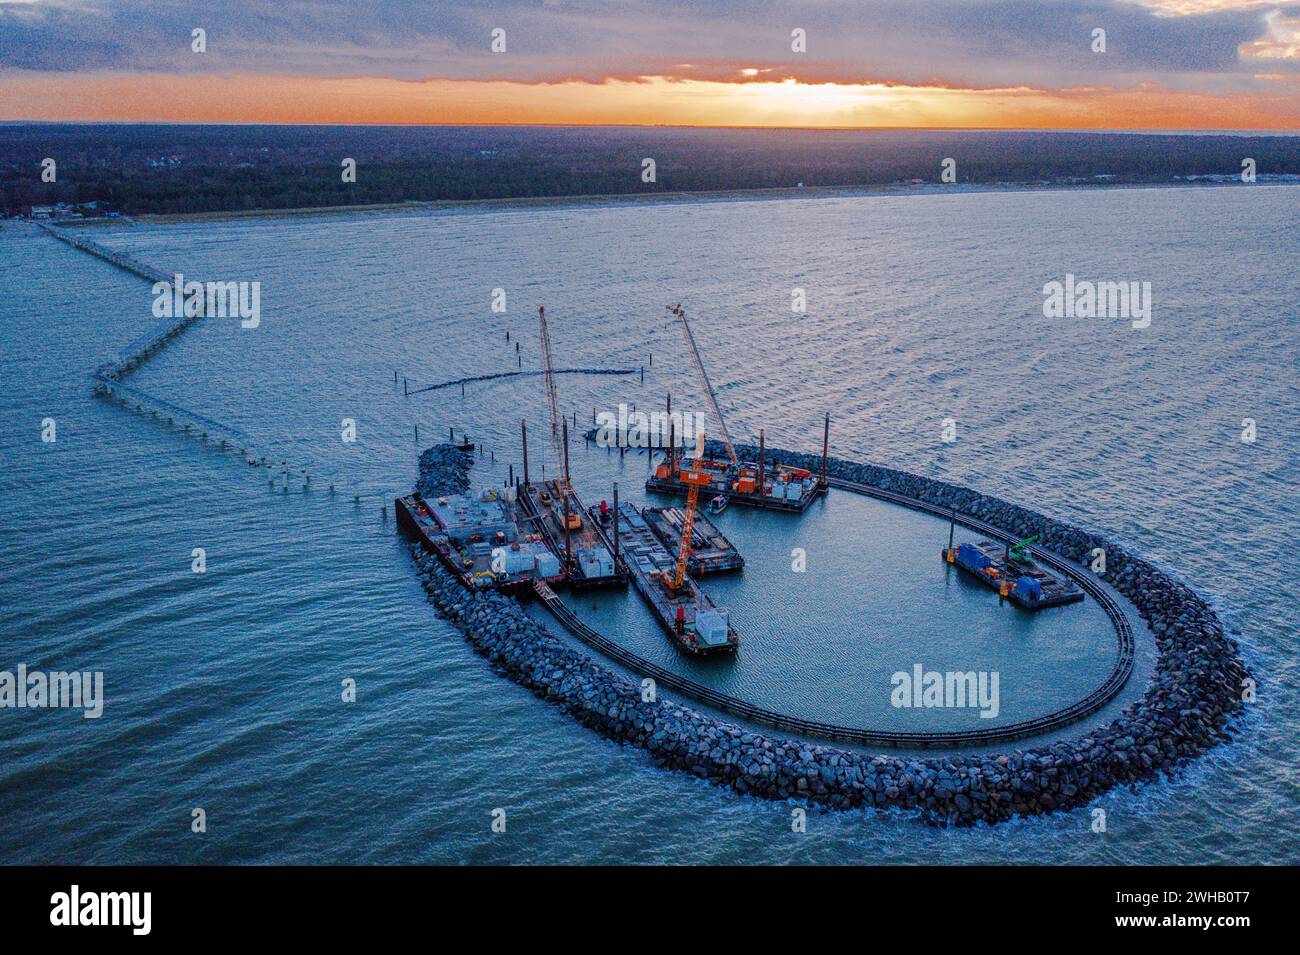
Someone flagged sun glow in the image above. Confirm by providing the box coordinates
[1,71,1296,129]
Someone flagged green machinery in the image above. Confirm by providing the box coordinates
[1007,534,1040,562]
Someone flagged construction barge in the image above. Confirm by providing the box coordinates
[644,413,831,515]
[396,488,563,594]
[591,501,740,656]
[643,506,744,575]
[518,479,624,589]
[945,538,1085,610]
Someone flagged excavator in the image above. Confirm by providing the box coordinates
[1007,534,1040,563]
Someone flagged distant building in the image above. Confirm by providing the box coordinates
[30,205,54,219]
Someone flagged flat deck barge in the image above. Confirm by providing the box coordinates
[643,506,744,575]
[518,480,624,589]
[591,502,739,656]
[396,490,563,594]
[645,453,825,514]
[946,539,1085,610]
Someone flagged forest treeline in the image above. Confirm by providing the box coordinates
[2,124,1296,216]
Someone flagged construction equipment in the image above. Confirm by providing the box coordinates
[1008,534,1040,562]
[668,304,738,467]
[662,430,711,593]
[537,306,567,495]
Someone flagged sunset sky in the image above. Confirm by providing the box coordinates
[1,0,1298,128]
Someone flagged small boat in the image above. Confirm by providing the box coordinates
[706,494,728,515]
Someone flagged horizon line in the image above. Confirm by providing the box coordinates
[3,120,1299,135]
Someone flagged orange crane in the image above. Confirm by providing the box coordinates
[663,430,711,593]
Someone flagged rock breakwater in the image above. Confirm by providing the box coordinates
[406,442,1247,825]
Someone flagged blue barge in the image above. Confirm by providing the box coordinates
[945,539,1085,610]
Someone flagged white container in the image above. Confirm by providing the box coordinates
[694,609,730,647]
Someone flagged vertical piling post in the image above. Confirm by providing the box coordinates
[668,416,675,474]
[667,392,674,469]
[562,422,572,577]
[521,419,529,488]
[613,482,621,575]
[947,508,956,561]
[562,419,572,493]
[820,412,830,489]
[403,378,408,396]
[415,423,419,444]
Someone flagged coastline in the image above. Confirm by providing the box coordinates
[97,177,1298,227]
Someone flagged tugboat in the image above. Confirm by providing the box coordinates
[706,494,728,515]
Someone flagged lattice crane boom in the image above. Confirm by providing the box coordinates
[668,304,738,467]
[537,306,567,494]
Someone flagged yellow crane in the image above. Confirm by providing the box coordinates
[663,430,710,593]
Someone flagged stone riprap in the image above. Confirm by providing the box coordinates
[407,441,1247,825]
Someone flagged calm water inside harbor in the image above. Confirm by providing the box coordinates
[1,185,1295,864]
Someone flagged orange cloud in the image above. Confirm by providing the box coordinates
[1,71,1297,129]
